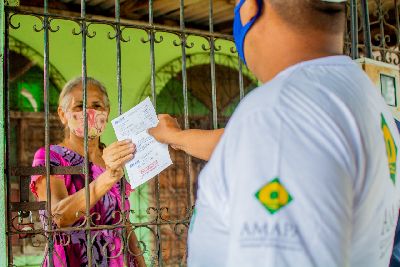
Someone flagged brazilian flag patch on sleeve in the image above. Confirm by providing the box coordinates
[255,178,293,215]
[381,114,397,185]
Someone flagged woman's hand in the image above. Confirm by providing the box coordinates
[102,140,136,179]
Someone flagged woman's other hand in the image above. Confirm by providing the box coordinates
[102,140,136,179]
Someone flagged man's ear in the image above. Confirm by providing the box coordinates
[240,0,260,25]
[58,106,67,125]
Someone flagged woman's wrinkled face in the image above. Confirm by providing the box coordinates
[59,83,110,139]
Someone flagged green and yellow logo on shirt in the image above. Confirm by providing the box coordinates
[255,178,293,214]
[382,114,397,185]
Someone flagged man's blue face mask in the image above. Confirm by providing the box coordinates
[233,0,263,66]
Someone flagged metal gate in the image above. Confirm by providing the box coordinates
[0,0,399,266]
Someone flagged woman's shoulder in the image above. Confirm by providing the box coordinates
[33,145,64,157]
[32,145,71,166]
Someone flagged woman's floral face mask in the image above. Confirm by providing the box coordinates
[66,109,108,139]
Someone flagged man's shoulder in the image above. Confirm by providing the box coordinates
[235,59,360,114]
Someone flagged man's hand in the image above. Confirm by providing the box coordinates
[148,114,182,147]
[149,114,224,160]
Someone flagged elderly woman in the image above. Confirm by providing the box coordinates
[30,77,146,267]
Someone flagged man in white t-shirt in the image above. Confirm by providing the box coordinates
[149,0,400,266]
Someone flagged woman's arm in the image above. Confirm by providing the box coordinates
[36,170,122,227]
[35,140,135,228]
[148,114,224,161]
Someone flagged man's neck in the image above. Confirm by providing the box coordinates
[250,13,344,83]
[257,48,343,84]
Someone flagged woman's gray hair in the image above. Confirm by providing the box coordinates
[59,77,110,111]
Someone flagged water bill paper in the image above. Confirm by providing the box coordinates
[111,97,172,188]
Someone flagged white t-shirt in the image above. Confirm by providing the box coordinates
[187,56,400,267]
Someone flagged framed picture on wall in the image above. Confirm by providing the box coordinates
[380,73,397,107]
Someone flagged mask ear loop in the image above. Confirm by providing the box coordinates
[255,0,264,20]
[234,0,247,15]
[234,0,264,65]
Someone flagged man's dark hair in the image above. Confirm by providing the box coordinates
[269,0,346,33]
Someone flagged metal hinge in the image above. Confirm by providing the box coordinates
[5,0,19,7]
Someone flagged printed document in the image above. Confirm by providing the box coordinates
[111,97,172,188]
